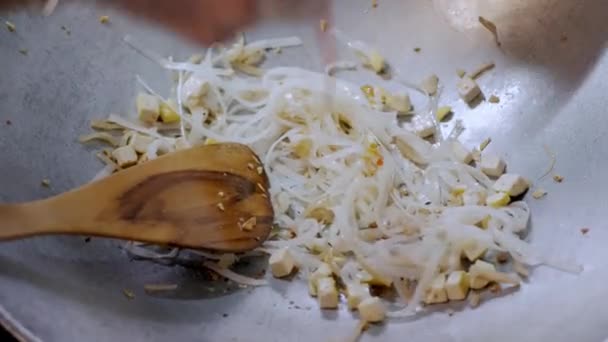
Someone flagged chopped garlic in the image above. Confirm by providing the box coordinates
[480,154,506,177]
[317,277,339,309]
[99,15,110,24]
[217,202,225,211]
[436,106,452,121]
[308,263,333,296]
[269,248,296,278]
[462,240,487,261]
[470,62,495,80]
[451,141,473,164]
[446,271,470,301]
[424,274,448,304]
[112,146,138,168]
[553,174,564,183]
[5,21,15,32]
[494,174,529,196]
[130,133,155,154]
[240,217,256,231]
[346,283,370,310]
[488,95,500,103]
[479,137,492,151]
[386,93,412,113]
[358,297,386,323]
[420,74,439,96]
[136,93,160,124]
[486,192,510,208]
[41,179,51,187]
[457,77,481,103]
[456,69,466,78]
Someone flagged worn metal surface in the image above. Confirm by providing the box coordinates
[1,0,608,341]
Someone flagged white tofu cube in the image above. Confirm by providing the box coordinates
[130,134,155,154]
[457,77,481,103]
[451,141,473,164]
[446,271,470,300]
[387,94,412,113]
[358,297,386,323]
[308,263,333,296]
[480,154,506,177]
[269,248,295,278]
[424,274,448,304]
[462,240,487,261]
[463,189,486,206]
[411,116,435,138]
[493,174,529,196]
[346,283,370,310]
[469,260,495,289]
[486,192,511,208]
[112,146,138,168]
[317,277,338,309]
[136,93,160,124]
[420,74,439,95]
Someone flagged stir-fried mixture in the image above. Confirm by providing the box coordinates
[81,33,581,325]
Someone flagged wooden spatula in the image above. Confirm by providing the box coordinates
[0,143,274,252]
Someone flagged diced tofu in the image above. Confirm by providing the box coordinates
[159,101,180,123]
[366,51,386,73]
[136,93,160,123]
[480,154,506,177]
[457,77,481,103]
[451,141,473,164]
[469,260,495,289]
[269,248,296,278]
[130,134,155,154]
[420,74,439,95]
[424,274,448,304]
[346,283,370,310]
[308,263,333,296]
[386,94,412,113]
[112,146,138,168]
[486,192,511,208]
[317,277,339,309]
[462,240,487,261]
[445,271,470,300]
[462,189,486,206]
[411,116,435,138]
[358,297,386,323]
[436,106,452,121]
[493,174,529,196]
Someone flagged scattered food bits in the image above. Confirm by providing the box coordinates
[468,292,481,308]
[6,120,12,125]
[531,188,547,199]
[470,62,495,79]
[346,283,370,310]
[256,166,264,175]
[130,133,155,154]
[479,137,492,151]
[144,284,178,292]
[457,77,481,103]
[218,191,225,197]
[366,51,386,74]
[488,95,500,103]
[580,228,590,235]
[241,217,257,231]
[99,15,110,24]
[424,274,448,304]
[248,163,255,170]
[456,69,466,78]
[358,297,386,323]
[257,182,266,193]
[493,174,530,197]
[553,174,564,183]
[420,74,439,96]
[386,93,412,113]
[5,21,15,32]
[269,248,296,278]
[478,16,501,46]
[319,19,328,32]
[18,49,28,55]
[217,202,225,211]
[123,289,135,300]
[435,106,452,122]
[414,47,421,53]
[480,154,506,177]
[371,0,378,8]
[61,25,71,35]
[41,179,51,187]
